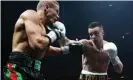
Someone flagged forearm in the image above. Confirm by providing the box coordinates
[111,56,123,73]
[45,46,62,56]
[58,37,77,46]
[65,38,77,46]
[46,41,84,56]
[114,61,123,73]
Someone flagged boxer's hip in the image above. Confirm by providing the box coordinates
[80,70,108,80]
[3,52,42,80]
[8,52,41,71]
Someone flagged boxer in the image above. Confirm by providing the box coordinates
[55,22,124,80]
[79,22,123,80]
[54,21,123,80]
[3,1,83,80]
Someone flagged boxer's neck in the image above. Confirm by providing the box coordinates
[95,40,103,50]
[37,10,47,27]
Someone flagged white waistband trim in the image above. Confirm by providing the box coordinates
[81,70,107,75]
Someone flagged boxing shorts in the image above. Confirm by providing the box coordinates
[3,52,44,80]
[79,70,108,80]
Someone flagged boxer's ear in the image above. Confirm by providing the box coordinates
[44,5,49,14]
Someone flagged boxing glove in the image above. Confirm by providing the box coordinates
[103,42,118,66]
[53,21,66,38]
[46,21,66,44]
[53,21,67,46]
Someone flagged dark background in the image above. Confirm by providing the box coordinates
[1,1,133,80]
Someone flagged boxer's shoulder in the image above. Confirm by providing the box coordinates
[20,9,40,23]
[103,40,115,46]
[103,40,117,51]
[103,40,109,45]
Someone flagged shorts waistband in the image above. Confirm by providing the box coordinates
[81,70,107,75]
[80,74,108,80]
[80,70,108,80]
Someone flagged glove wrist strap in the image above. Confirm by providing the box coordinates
[46,31,57,43]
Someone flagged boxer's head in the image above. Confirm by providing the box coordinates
[37,0,59,25]
[88,22,104,47]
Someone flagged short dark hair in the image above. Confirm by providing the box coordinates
[88,22,103,29]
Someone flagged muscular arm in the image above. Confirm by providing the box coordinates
[45,37,82,56]
[45,46,62,56]
[58,37,77,46]
[111,56,123,73]
[21,10,50,50]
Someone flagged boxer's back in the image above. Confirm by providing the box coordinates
[12,10,47,59]
[81,39,110,73]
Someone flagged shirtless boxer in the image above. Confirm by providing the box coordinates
[54,21,123,80]
[79,22,123,80]
[56,22,123,80]
[3,1,83,80]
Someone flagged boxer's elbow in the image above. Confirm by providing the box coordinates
[29,39,40,50]
[29,37,50,50]
[36,37,50,50]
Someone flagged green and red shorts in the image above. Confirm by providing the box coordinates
[3,52,43,80]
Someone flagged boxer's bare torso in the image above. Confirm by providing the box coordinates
[81,39,110,73]
[12,10,48,59]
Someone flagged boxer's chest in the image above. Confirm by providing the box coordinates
[38,23,47,36]
[84,48,110,69]
[87,49,109,63]
[98,50,110,62]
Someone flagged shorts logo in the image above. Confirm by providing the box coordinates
[80,74,107,80]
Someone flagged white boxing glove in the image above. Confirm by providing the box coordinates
[53,21,66,36]
[46,21,66,44]
[53,21,67,46]
[103,42,118,66]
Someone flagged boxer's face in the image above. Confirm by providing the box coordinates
[45,3,59,25]
[88,26,104,45]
